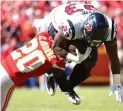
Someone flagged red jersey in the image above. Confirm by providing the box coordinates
[1,32,65,86]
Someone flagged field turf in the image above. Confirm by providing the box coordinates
[6,87,123,111]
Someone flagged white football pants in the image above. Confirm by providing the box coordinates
[0,64,15,111]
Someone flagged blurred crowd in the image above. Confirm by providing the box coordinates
[1,0,123,88]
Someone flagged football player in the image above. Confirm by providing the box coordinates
[1,32,78,111]
[33,2,123,103]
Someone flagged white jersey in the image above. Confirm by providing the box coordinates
[0,64,15,111]
[44,3,95,39]
[33,2,117,62]
[34,2,117,45]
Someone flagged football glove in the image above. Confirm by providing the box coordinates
[66,49,81,63]
[109,84,123,102]
[75,47,91,63]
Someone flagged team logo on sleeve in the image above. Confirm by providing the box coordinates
[61,25,71,38]
[85,24,92,32]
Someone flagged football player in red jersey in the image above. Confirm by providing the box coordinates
[0,32,69,111]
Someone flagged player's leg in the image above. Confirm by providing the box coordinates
[69,48,98,88]
[44,49,97,104]
[54,48,97,104]
[45,68,72,92]
[45,67,81,105]
[0,64,16,111]
[45,71,56,96]
[62,58,96,105]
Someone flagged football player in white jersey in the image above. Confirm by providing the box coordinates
[33,2,123,104]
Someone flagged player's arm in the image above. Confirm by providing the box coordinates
[52,31,80,62]
[52,31,68,58]
[104,19,120,80]
[104,19,123,102]
[105,40,120,77]
[105,39,123,102]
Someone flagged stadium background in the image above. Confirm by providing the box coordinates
[1,0,123,111]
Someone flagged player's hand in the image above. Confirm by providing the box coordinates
[66,49,82,63]
[109,84,123,102]
[66,48,90,63]
[75,49,83,63]
[75,49,88,63]
[75,47,92,63]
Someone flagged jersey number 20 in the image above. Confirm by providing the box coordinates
[11,38,45,73]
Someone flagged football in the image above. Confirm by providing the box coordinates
[67,39,87,55]
[68,45,77,55]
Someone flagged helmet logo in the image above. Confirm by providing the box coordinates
[85,24,92,32]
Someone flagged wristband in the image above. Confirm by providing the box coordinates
[112,74,121,85]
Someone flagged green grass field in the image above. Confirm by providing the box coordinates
[6,87,123,111]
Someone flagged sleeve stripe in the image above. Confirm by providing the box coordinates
[48,23,58,38]
[111,19,114,40]
[67,20,75,40]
